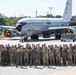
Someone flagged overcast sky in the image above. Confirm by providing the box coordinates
[0,0,76,17]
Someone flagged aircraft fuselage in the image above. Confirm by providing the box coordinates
[16,18,69,36]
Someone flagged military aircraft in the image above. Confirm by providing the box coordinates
[4,0,76,40]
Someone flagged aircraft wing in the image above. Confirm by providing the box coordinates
[1,26,16,29]
[43,26,76,34]
[48,26,75,30]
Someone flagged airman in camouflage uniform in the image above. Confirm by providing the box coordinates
[30,44,36,68]
[35,44,42,65]
[71,45,74,65]
[62,44,68,65]
[0,45,2,65]
[68,44,73,65]
[48,45,55,65]
[42,44,49,68]
[73,44,76,65]
[16,46,23,68]
[9,45,16,66]
[1,45,4,66]
[23,45,30,66]
[2,45,9,66]
[54,45,57,65]
[55,46,61,65]
[59,45,63,57]
[13,45,17,64]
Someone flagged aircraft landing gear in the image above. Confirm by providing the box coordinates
[55,34,61,39]
[24,37,28,41]
[20,36,28,42]
[31,35,39,40]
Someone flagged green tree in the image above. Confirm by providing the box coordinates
[55,15,62,18]
[0,13,5,25]
[5,17,20,26]
[46,14,54,18]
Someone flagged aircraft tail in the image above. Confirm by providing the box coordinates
[63,0,72,20]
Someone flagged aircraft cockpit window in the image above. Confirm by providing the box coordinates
[16,22,27,26]
[20,22,27,25]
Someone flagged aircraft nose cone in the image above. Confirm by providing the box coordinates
[16,25,23,32]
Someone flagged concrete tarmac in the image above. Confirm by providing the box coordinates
[0,37,76,46]
[0,66,76,75]
[48,66,76,75]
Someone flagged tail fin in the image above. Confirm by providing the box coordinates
[63,0,72,20]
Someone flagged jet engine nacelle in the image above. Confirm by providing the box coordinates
[4,29,16,37]
[65,29,73,34]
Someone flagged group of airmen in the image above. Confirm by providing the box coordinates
[0,43,76,68]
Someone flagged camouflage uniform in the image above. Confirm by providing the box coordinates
[1,46,4,66]
[30,45,36,68]
[72,48,74,65]
[16,47,22,68]
[73,45,76,65]
[48,46,55,65]
[42,46,49,67]
[23,47,29,66]
[62,45,68,65]
[55,46,61,65]
[68,47,73,65]
[13,46,17,65]
[59,45,63,57]
[9,46,16,66]
[35,45,42,65]
[54,45,57,65]
[0,46,2,65]
[2,46,9,66]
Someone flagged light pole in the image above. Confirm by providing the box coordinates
[36,10,37,18]
[49,7,52,17]
[46,12,49,15]
[46,12,49,17]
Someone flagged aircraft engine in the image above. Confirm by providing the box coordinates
[65,29,73,34]
[4,29,16,37]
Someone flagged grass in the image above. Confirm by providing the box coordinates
[0,35,6,38]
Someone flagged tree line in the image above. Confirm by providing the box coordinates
[0,13,76,26]
[0,13,21,26]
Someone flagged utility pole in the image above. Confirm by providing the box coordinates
[36,10,37,18]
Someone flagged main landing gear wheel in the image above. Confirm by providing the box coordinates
[24,37,28,41]
[20,37,28,42]
[55,34,61,39]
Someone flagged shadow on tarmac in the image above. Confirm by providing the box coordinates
[23,39,57,42]
[0,37,58,42]
[18,66,56,69]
